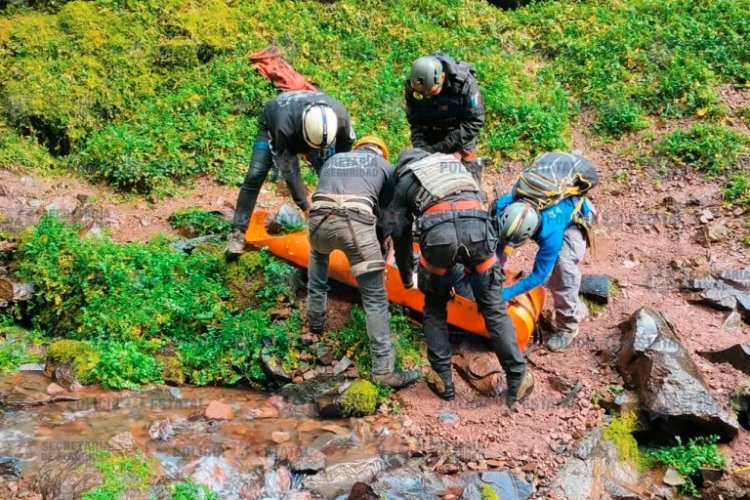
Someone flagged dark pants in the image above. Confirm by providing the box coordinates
[418,213,526,390]
[232,124,313,232]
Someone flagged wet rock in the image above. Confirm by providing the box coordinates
[44,196,79,215]
[333,356,353,375]
[0,279,34,302]
[303,458,386,498]
[291,448,326,473]
[579,274,612,305]
[189,456,264,498]
[597,390,639,415]
[549,428,642,500]
[204,400,234,420]
[170,234,222,253]
[18,363,45,372]
[148,418,175,442]
[702,469,750,499]
[262,465,291,496]
[617,308,739,441]
[348,482,379,500]
[372,467,446,499]
[0,457,22,479]
[453,349,502,397]
[261,342,293,381]
[684,269,750,323]
[46,383,65,396]
[438,409,460,425]
[297,420,322,433]
[663,468,686,486]
[280,375,347,404]
[315,389,344,419]
[730,383,750,430]
[461,470,532,500]
[723,310,743,330]
[317,344,334,366]
[308,432,340,451]
[266,204,304,235]
[31,452,102,500]
[272,431,292,444]
[699,343,750,375]
[108,431,136,451]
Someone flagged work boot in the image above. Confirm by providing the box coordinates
[224,230,246,260]
[372,369,420,389]
[425,369,455,401]
[546,327,579,352]
[506,370,535,408]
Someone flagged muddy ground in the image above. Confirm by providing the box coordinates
[1,89,749,498]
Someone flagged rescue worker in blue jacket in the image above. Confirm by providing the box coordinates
[405,53,484,181]
[495,153,597,352]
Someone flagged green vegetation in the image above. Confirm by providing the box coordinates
[168,208,232,237]
[480,484,499,500]
[12,215,302,387]
[653,124,748,176]
[0,325,42,373]
[645,436,726,498]
[81,450,156,500]
[603,411,643,468]
[341,379,378,416]
[329,305,424,377]
[0,0,747,193]
[169,479,219,500]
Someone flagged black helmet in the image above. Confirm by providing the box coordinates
[410,56,445,96]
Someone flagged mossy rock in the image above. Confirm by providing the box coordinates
[340,379,378,416]
[155,355,185,386]
[45,339,99,384]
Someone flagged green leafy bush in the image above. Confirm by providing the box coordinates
[169,479,219,500]
[168,208,232,237]
[653,124,748,175]
[724,173,750,207]
[645,435,726,498]
[14,215,301,387]
[0,325,41,373]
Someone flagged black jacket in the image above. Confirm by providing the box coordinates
[387,168,484,287]
[404,53,484,153]
[262,90,354,156]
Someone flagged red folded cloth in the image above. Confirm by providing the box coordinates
[248,46,317,92]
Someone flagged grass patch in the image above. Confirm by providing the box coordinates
[644,435,726,498]
[1,0,748,191]
[0,325,42,373]
[81,450,156,500]
[653,124,748,175]
[168,208,232,237]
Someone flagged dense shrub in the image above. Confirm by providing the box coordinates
[13,215,301,387]
[653,124,748,175]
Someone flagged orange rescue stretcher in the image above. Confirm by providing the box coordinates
[245,210,544,352]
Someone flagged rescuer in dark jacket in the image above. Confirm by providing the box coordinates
[306,136,418,388]
[405,53,484,180]
[387,148,533,405]
[226,90,355,259]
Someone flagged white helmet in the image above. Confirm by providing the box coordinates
[302,103,338,149]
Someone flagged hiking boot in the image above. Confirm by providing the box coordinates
[372,370,420,389]
[425,369,455,401]
[506,370,535,407]
[224,230,246,260]
[546,327,579,352]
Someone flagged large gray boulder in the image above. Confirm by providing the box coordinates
[617,308,739,442]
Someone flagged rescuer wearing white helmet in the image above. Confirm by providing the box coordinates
[226,90,355,259]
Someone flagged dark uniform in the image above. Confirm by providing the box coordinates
[232,90,354,233]
[388,149,525,398]
[306,150,399,377]
[404,53,484,158]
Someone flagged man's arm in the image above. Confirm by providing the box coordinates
[387,175,416,287]
[501,224,565,301]
[405,82,430,149]
[335,111,355,153]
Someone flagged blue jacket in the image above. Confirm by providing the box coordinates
[495,193,591,301]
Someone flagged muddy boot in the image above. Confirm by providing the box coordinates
[224,229,246,260]
[426,369,455,401]
[546,327,579,352]
[506,370,535,408]
[372,369,420,389]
